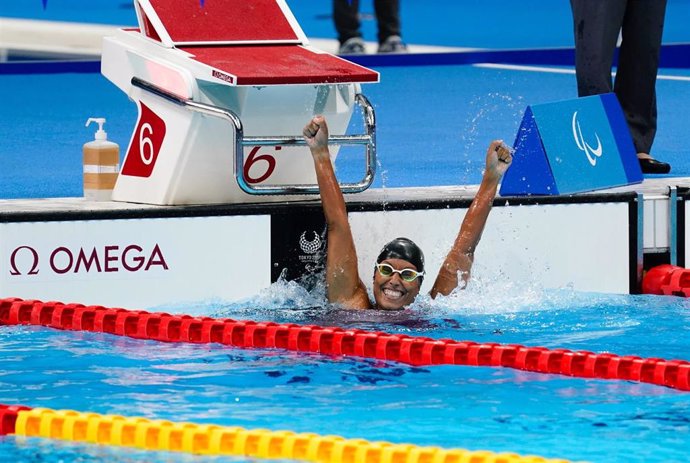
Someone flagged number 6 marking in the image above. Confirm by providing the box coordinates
[244,146,279,183]
[139,123,155,165]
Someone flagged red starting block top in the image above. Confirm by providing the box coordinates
[135,0,379,85]
[180,45,380,85]
[140,0,304,45]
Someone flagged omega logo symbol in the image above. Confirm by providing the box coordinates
[299,231,322,255]
[572,111,603,167]
[7,244,169,277]
[9,246,40,275]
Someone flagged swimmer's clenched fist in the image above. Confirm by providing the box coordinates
[303,116,330,157]
[485,140,513,181]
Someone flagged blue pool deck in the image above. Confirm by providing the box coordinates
[0,0,689,199]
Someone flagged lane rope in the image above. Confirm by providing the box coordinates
[1,298,689,391]
[0,403,574,462]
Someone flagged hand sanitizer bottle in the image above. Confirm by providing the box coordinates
[84,118,119,201]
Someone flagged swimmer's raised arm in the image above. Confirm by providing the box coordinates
[303,116,371,309]
[430,141,512,298]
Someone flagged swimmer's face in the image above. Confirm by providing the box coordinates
[372,258,422,310]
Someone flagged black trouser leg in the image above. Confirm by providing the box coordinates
[374,0,401,44]
[570,0,668,154]
[615,0,667,153]
[333,0,361,44]
[570,0,626,96]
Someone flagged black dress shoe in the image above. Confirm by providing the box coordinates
[639,157,671,174]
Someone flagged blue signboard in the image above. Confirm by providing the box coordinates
[500,93,642,196]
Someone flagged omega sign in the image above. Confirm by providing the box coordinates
[9,244,169,276]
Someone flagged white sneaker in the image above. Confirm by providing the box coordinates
[378,35,408,53]
[338,37,366,55]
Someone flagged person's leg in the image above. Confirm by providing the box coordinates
[615,0,667,155]
[334,0,365,54]
[333,0,362,44]
[570,0,627,96]
[375,0,406,52]
[374,0,401,43]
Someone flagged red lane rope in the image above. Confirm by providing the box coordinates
[2,298,689,391]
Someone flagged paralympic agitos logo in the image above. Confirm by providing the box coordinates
[572,111,604,167]
[8,244,169,276]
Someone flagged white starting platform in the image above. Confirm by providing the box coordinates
[102,0,379,205]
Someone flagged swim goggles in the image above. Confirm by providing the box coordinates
[375,263,424,282]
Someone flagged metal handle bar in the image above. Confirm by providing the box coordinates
[131,77,376,195]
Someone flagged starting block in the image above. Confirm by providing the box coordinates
[101,0,379,205]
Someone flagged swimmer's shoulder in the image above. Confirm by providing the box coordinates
[337,284,373,310]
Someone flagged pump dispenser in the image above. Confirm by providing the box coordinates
[84,118,120,200]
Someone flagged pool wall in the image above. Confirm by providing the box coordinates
[1,190,641,307]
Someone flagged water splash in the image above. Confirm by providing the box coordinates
[203,270,328,323]
[376,157,390,210]
[459,92,525,179]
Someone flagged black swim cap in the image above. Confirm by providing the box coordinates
[376,237,425,275]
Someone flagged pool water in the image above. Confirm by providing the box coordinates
[2,284,690,463]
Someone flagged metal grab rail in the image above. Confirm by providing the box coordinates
[131,77,376,195]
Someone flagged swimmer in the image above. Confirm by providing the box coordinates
[303,115,512,310]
